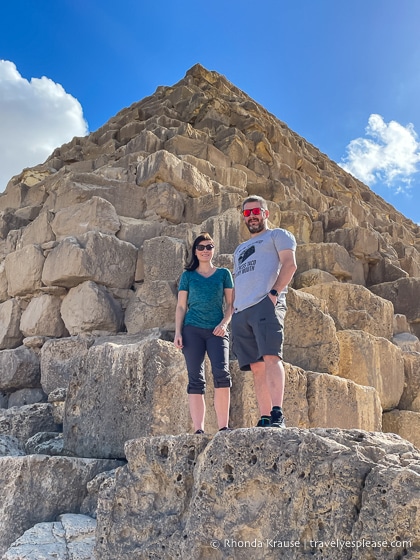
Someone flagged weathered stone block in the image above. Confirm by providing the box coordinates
[20,294,67,338]
[51,196,120,240]
[383,409,420,449]
[0,346,40,391]
[398,352,420,412]
[136,150,214,197]
[116,217,165,248]
[0,299,23,350]
[337,330,404,411]
[296,243,354,281]
[370,277,420,324]
[5,244,45,297]
[95,430,420,559]
[63,332,190,458]
[40,336,94,395]
[61,281,123,335]
[143,236,187,282]
[124,281,177,332]
[302,283,394,339]
[284,289,340,374]
[0,403,59,444]
[146,182,185,223]
[307,372,382,430]
[0,454,121,557]
[18,210,55,248]
[42,232,137,289]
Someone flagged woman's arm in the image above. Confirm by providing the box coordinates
[174,290,188,348]
[213,288,233,337]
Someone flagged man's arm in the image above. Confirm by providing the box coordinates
[268,249,297,304]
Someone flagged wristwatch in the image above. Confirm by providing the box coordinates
[269,289,279,297]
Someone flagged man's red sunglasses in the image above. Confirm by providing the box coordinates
[243,207,263,217]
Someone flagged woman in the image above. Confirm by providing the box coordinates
[174,232,234,434]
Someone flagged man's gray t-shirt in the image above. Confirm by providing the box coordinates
[233,228,296,312]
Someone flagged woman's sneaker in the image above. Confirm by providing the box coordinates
[270,406,286,428]
[256,416,271,427]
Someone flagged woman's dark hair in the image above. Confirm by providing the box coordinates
[185,232,214,271]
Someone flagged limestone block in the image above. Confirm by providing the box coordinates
[0,299,23,350]
[95,430,420,559]
[0,403,59,444]
[124,281,177,332]
[126,128,163,154]
[164,134,209,160]
[307,372,382,431]
[0,435,25,456]
[63,332,190,458]
[48,388,66,424]
[296,242,354,281]
[40,336,94,394]
[136,150,214,198]
[51,196,120,240]
[230,361,309,429]
[302,283,394,339]
[284,289,340,374]
[368,257,409,285]
[42,232,137,289]
[201,208,243,255]
[398,352,420,412]
[279,210,312,244]
[322,204,359,232]
[25,432,64,456]
[0,455,121,557]
[2,514,96,560]
[80,469,118,518]
[370,277,420,324]
[0,260,8,302]
[0,346,40,391]
[143,236,187,282]
[146,182,185,223]
[392,332,420,352]
[46,173,146,219]
[325,227,380,259]
[116,217,165,248]
[20,294,67,338]
[0,209,30,240]
[394,313,411,335]
[5,244,45,297]
[183,191,243,226]
[8,388,46,408]
[18,210,55,248]
[61,281,123,336]
[337,330,404,411]
[383,409,420,449]
[293,268,337,289]
[214,129,249,165]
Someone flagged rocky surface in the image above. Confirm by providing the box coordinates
[96,429,420,559]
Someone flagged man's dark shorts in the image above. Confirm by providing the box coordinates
[231,296,286,371]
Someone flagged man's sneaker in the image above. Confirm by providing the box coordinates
[218,427,232,432]
[194,429,205,434]
[256,416,271,427]
[270,407,286,428]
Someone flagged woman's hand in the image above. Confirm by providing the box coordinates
[213,323,228,337]
[174,334,183,348]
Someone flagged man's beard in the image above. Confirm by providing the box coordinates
[246,219,265,234]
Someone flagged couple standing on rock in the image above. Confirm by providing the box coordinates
[174,195,297,434]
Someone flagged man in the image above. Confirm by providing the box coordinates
[231,195,297,428]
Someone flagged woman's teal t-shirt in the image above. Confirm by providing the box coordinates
[178,268,234,330]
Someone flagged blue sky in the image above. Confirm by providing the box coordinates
[1,0,420,224]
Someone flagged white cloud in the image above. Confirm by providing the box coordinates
[340,114,420,191]
[0,60,88,191]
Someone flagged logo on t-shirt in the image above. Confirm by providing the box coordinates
[238,245,255,264]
